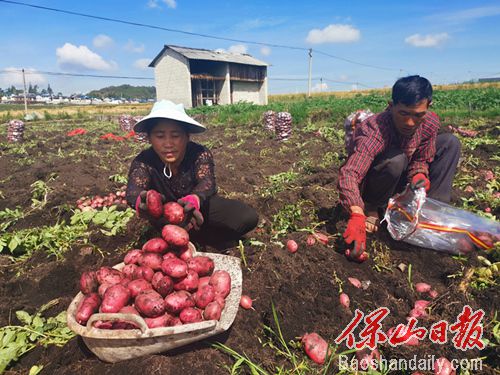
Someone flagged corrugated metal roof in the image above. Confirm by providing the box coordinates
[149,45,268,67]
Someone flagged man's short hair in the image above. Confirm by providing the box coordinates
[392,75,433,106]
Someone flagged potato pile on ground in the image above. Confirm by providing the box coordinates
[76,201,231,329]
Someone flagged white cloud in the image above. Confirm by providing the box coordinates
[306,24,361,44]
[93,34,113,49]
[0,67,46,87]
[134,58,152,69]
[147,0,160,8]
[214,48,226,53]
[147,0,176,9]
[430,6,500,24]
[228,44,248,54]
[163,0,176,9]
[56,43,116,71]
[260,46,271,56]
[405,33,449,48]
[312,82,328,92]
[125,40,145,53]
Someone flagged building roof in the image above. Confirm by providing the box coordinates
[149,45,268,67]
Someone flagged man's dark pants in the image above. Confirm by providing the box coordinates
[362,133,461,207]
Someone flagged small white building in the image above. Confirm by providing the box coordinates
[149,45,268,108]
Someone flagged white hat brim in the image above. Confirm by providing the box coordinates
[134,104,206,134]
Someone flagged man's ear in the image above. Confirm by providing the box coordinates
[387,100,393,108]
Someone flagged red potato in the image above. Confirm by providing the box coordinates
[414,300,430,311]
[151,272,174,297]
[112,321,139,330]
[164,291,195,314]
[313,232,329,245]
[146,190,163,219]
[240,295,253,310]
[134,266,154,282]
[163,252,178,261]
[162,258,188,278]
[179,307,203,324]
[168,317,183,326]
[124,249,142,265]
[203,301,222,321]
[163,202,185,225]
[434,357,456,375]
[409,308,427,318]
[76,293,101,325]
[100,284,131,313]
[144,313,172,328]
[415,282,431,293]
[119,278,131,287]
[198,276,210,289]
[98,282,112,298]
[174,270,199,292]
[339,293,350,308]
[119,305,140,315]
[214,295,226,309]
[209,270,231,298]
[306,235,316,246]
[127,279,153,298]
[301,332,329,365]
[178,245,193,261]
[93,320,113,329]
[195,285,215,309]
[142,238,168,254]
[122,264,139,280]
[286,240,298,253]
[429,289,439,299]
[96,266,123,285]
[187,256,215,277]
[80,271,98,295]
[135,290,166,317]
[162,225,189,248]
[139,252,163,271]
[347,277,362,289]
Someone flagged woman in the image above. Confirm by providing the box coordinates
[126,100,258,249]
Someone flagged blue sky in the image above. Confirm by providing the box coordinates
[1,0,499,95]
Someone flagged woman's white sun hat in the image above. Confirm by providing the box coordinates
[134,100,206,134]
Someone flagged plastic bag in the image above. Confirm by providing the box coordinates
[344,109,374,156]
[384,187,500,254]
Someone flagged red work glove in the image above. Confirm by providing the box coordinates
[178,195,204,231]
[410,173,430,192]
[343,213,366,259]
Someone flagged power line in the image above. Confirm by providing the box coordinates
[0,0,305,51]
[0,0,407,72]
[314,50,402,72]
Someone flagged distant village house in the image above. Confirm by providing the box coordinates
[149,45,268,108]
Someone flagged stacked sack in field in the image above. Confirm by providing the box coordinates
[7,120,25,142]
[118,114,147,142]
[344,109,374,156]
[118,115,136,132]
[275,112,293,141]
[262,110,276,132]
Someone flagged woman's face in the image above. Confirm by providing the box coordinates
[149,120,189,165]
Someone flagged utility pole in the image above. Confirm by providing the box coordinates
[307,48,313,98]
[22,68,28,116]
[320,78,323,93]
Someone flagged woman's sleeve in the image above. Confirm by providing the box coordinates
[192,148,217,204]
[125,158,152,208]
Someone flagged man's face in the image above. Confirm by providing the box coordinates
[389,99,430,137]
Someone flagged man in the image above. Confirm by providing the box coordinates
[338,75,461,260]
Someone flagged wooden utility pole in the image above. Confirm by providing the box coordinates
[22,68,28,116]
[320,77,323,92]
[307,49,312,97]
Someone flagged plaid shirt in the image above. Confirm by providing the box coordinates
[338,109,440,211]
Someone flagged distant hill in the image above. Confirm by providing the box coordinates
[87,85,156,100]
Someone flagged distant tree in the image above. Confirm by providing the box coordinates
[47,84,53,96]
[57,92,63,97]
[41,88,47,95]
[28,83,33,93]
